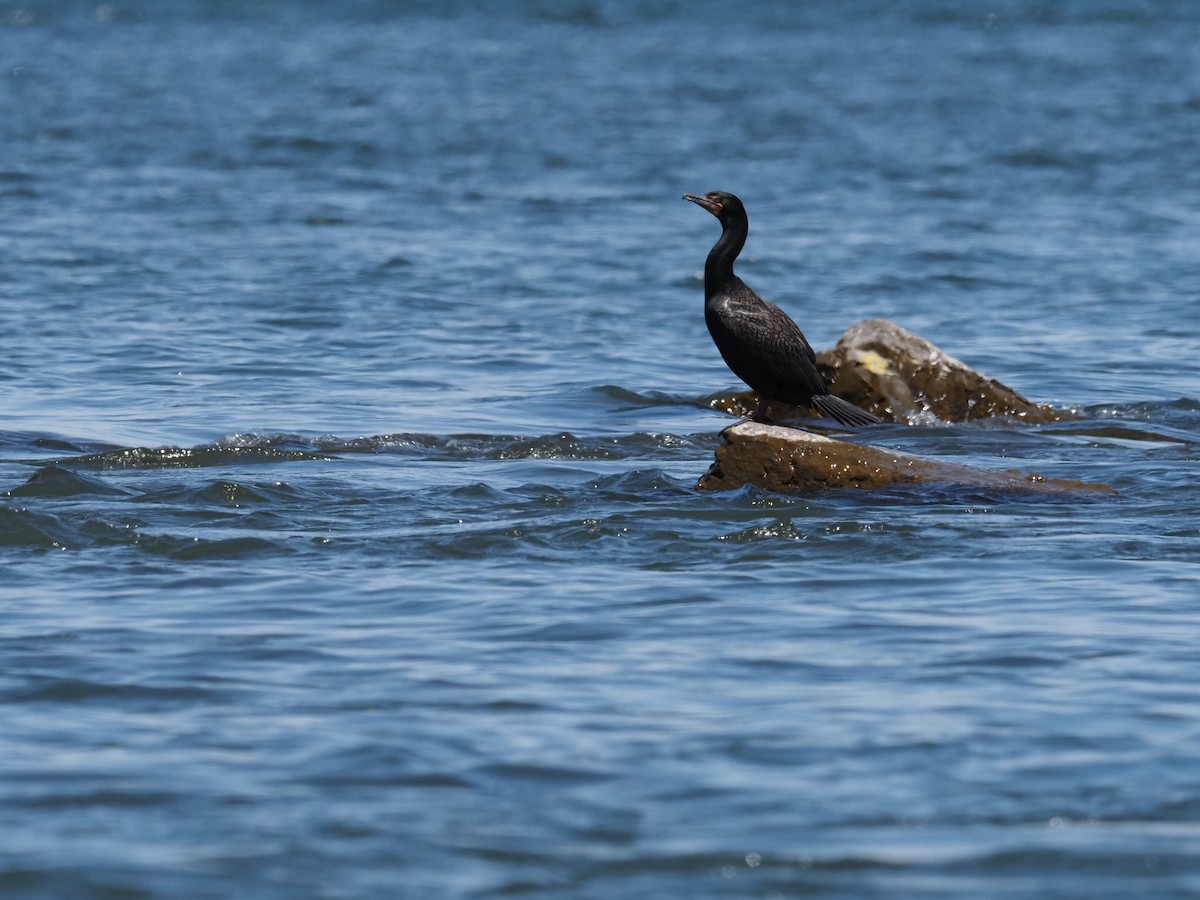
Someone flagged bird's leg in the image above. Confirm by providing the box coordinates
[752,395,772,423]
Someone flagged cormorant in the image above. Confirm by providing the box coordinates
[683,191,879,427]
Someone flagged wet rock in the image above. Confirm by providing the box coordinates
[708,319,1068,424]
[819,319,1066,423]
[695,422,1114,495]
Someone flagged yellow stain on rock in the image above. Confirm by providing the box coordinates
[859,350,892,375]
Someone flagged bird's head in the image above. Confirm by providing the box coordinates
[682,191,745,225]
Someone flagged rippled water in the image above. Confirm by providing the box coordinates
[3,2,1200,897]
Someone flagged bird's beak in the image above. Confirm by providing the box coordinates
[683,193,722,216]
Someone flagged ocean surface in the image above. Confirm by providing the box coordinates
[3,1,1200,897]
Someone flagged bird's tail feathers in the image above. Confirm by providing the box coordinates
[812,394,881,427]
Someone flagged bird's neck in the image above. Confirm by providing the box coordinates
[703,218,747,298]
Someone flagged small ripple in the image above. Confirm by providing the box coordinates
[17,788,182,810]
[0,431,120,455]
[0,506,149,551]
[474,762,611,785]
[717,518,810,543]
[585,468,689,493]
[0,507,76,550]
[166,536,287,560]
[492,621,624,643]
[994,146,1101,171]
[1083,399,1200,434]
[5,465,132,498]
[134,478,311,508]
[495,433,624,460]
[61,445,328,470]
[1041,423,1193,447]
[929,653,1065,672]
[305,768,473,790]
[591,384,712,411]
[213,430,707,461]
[6,676,219,705]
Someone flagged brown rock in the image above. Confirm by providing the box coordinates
[707,319,1069,424]
[695,421,1114,495]
[817,319,1066,423]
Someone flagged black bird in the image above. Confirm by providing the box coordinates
[683,191,879,427]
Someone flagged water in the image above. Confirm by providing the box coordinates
[2,1,1200,896]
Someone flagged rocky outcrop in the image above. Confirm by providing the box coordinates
[709,318,1068,424]
[819,319,1066,423]
[696,422,1114,495]
[698,321,1108,493]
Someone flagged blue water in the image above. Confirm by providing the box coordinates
[3,2,1200,897]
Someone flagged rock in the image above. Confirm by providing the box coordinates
[695,422,1114,495]
[707,318,1068,424]
[818,319,1066,423]
[696,320,1103,495]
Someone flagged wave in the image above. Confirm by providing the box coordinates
[208,430,710,462]
[55,445,330,471]
[5,465,134,499]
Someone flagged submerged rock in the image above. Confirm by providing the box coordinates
[709,318,1068,424]
[696,422,1114,495]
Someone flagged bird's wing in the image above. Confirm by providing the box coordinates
[712,295,829,396]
